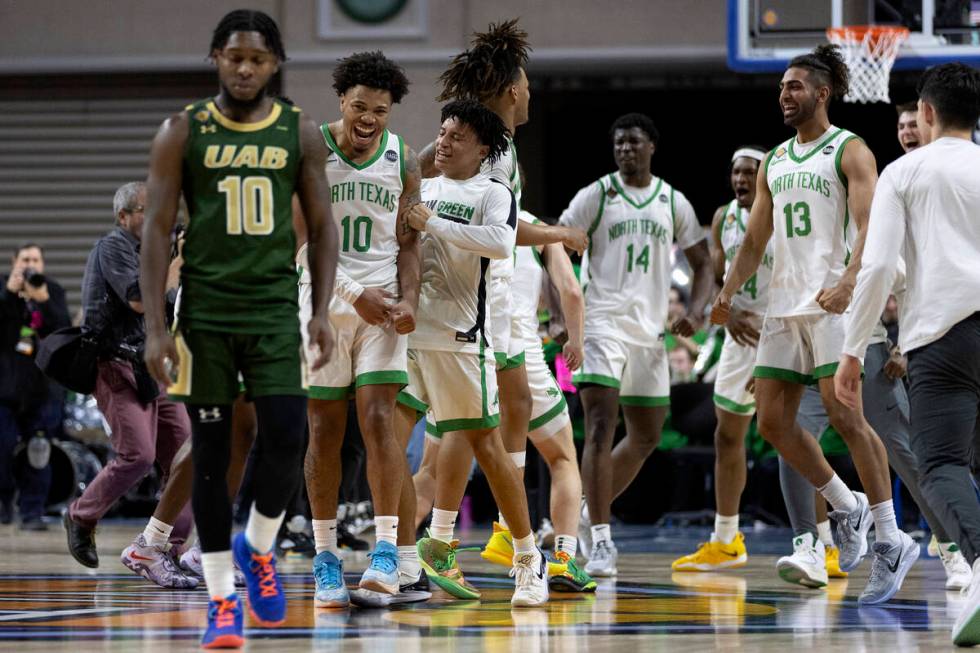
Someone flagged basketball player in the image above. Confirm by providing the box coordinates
[140,10,337,648]
[896,102,922,152]
[295,51,422,608]
[672,146,772,572]
[559,112,714,576]
[712,44,916,605]
[834,63,980,643]
[400,99,548,606]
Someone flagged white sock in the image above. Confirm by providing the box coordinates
[244,505,285,554]
[431,508,457,543]
[870,500,900,546]
[514,533,536,556]
[312,518,339,555]
[398,545,421,579]
[591,523,612,545]
[510,451,526,468]
[497,512,509,530]
[555,534,577,558]
[714,513,739,545]
[816,520,835,548]
[143,517,173,548]
[817,474,858,514]
[201,550,236,600]
[375,516,398,547]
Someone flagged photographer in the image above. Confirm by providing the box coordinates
[0,244,70,529]
[63,182,192,568]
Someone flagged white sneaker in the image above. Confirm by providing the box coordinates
[776,532,828,588]
[939,543,973,591]
[577,499,592,561]
[829,491,872,572]
[585,539,618,577]
[511,549,549,607]
[179,542,246,586]
[953,559,980,646]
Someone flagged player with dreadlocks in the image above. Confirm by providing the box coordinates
[412,18,587,583]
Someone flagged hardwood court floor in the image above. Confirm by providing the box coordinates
[0,521,968,651]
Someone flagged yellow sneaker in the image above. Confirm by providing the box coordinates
[825,545,848,578]
[481,522,566,576]
[672,532,748,572]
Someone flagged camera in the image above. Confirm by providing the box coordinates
[23,268,46,288]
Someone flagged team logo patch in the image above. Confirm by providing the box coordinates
[823,145,835,155]
[605,187,618,199]
[194,110,211,123]
[385,150,398,162]
[774,147,787,159]
[726,213,736,224]
[659,194,669,203]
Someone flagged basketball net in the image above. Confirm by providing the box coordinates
[826,26,910,104]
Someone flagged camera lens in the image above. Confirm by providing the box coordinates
[24,269,45,287]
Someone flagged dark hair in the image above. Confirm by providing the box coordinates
[13,242,43,259]
[916,63,980,130]
[210,9,287,61]
[895,101,917,116]
[437,19,531,103]
[609,113,659,145]
[333,51,410,103]
[440,99,510,165]
[788,44,849,101]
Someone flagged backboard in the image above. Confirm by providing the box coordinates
[728,0,980,72]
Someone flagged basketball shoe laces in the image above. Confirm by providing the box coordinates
[314,557,342,588]
[509,553,539,586]
[250,552,279,598]
[211,598,237,629]
[367,548,398,574]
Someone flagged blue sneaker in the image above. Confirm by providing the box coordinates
[232,532,286,626]
[359,541,400,594]
[313,550,350,608]
[201,594,244,649]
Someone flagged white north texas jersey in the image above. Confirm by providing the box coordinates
[765,126,859,317]
[410,174,517,355]
[511,211,545,340]
[559,171,704,346]
[484,137,522,281]
[321,126,405,289]
[719,198,774,314]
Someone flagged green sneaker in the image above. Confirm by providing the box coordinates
[417,536,481,600]
[549,551,597,593]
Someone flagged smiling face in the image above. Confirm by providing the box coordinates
[730,157,760,209]
[779,67,824,128]
[340,85,393,155]
[434,117,489,180]
[897,110,921,152]
[213,31,280,103]
[612,127,654,178]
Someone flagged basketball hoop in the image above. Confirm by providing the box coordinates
[826,25,910,104]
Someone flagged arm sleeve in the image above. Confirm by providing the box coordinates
[558,182,603,232]
[672,190,706,250]
[425,184,516,259]
[98,236,141,305]
[842,168,906,358]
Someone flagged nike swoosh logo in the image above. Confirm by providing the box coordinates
[722,550,740,558]
[129,553,155,561]
[887,549,902,573]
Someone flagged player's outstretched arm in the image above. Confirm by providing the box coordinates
[713,161,774,325]
[141,112,188,384]
[543,242,585,370]
[392,145,422,334]
[816,138,878,314]
[297,114,339,370]
[515,221,588,255]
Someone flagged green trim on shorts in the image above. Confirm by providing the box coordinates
[425,420,442,440]
[479,340,491,418]
[528,395,568,431]
[436,414,501,433]
[308,385,353,401]
[753,365,812,385]
[619,395,670,407]
[496,350,526,371]
[713,393,756,414]
[396,391,428,417]
[811,362,839,380]
[573,373,621,389]
[355,370,409,387]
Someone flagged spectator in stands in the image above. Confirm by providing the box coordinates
[63,181,192,568]
[0,243,70,529]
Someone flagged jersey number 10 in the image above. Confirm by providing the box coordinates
[219,176,274,236]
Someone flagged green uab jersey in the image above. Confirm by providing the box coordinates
[179,98,303,334]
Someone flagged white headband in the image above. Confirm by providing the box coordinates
[731,148,766,163]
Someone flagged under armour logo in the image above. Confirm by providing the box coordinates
[200,124,217,134]
[198,407,222,422]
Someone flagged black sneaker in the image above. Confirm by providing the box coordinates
[63,512,99,568]
[399,568,430,592]
[337,520,370,551]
